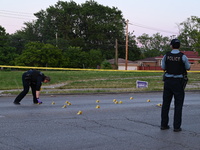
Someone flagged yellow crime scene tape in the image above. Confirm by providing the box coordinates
[0,65,199,73]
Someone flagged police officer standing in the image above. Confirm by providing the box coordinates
[13,69,50,105]
[161,39,190,132]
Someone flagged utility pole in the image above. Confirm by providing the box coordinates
[125,19,129,70]
[115,39,118,69]
[55,32,58,47]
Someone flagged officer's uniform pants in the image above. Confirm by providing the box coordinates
[161,78,185,129]
[14,73,38,103]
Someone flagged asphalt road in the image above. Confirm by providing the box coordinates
[0,91,200,150]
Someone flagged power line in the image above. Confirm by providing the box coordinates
[0,10,36,20]
[0,10,34,15]
[129,22,178,35]
[0,9,179,35]
[0,14,35,20]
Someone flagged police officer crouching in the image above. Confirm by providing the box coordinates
[161,39,190,132]
[13,69,50,105]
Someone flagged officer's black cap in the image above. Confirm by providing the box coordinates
[170,39,180,46]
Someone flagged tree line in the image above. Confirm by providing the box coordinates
[0,0,200,68]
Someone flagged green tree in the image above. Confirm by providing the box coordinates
[0,26,18,65]
[63,46,89,68]
[20,0,128,59]
[79,1,125,55]
[88,49,103,68]
[137,33,171,58]
[10,0,142,68]
[178,16,200,52]
[15,42,62,67]
[9,30,27,55]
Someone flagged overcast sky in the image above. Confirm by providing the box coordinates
[1,0,200,37]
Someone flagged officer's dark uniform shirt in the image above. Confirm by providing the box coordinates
[25,70,45,91]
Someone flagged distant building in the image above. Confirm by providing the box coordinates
[107,58,138,70]
[108,51,200,71]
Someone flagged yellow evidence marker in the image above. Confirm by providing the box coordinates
[157,103,162,107]
[147,99,151,102]
[113,99,117,102]
[96,100,100,103]
[119,101,123,104]
[77,111,82,115]
[130,97,133,100]
[62,105,67,108]
[51,101,55,105]
[96,105,100,109]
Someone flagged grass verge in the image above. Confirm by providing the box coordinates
[0,70,199,94]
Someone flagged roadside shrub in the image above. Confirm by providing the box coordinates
[101,60,112,69]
